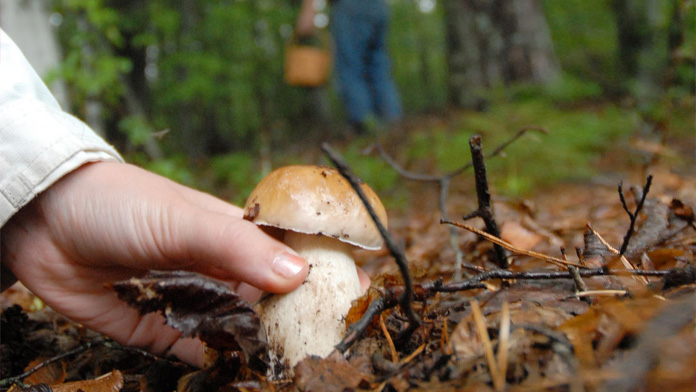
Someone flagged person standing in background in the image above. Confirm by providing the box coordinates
[297,0,402,135]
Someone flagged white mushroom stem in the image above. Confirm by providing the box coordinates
[259,230,362,368]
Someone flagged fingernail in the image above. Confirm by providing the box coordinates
[272,251,305,279]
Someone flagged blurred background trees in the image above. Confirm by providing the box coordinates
[2,0,693,198]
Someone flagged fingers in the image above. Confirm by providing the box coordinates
[175,184,245,218]
[34,162,309,294]
[180,210,309,294]
[357,267,371,293]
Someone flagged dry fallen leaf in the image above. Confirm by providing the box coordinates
[500,221,543,250]
[111,271,269,371]
[51,370,123,392]
[293,351,372,392]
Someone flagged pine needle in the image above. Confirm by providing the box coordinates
[470,299,503,391]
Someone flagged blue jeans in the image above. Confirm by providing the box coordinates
[330,0,402,126]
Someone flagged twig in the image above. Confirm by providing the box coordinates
[575,290,628,297]
[1,340,105,388]
[0,338,174,388]
[471,299,503,391]
[380,314,399,362]
[322,143,421,342]
[465,135,508,269]
[373,127,547,278]
[442,219,584,268]
[575,247,586,266]
[618,175,653,256]
[496,301,510,392]
[336,267,674,352]
[562,247,590,304]
[337,295,391,353]
[587,223,648,284]
[399,343,425,365]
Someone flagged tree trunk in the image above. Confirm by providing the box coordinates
[443,0,560,109]
[1,0,70,109]
[171,0,208,160]
[611,0,684,110]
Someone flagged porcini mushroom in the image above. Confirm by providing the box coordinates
[243,165,387,370]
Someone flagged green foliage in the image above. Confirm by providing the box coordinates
[49,0,451,157]
[402,98,635,196]
[542,74,603,104]
[118,115,155,147]
[390,1,448,111]
[543,0,619,86]
[335,141,405,208]
[209,153,262,205]
[142,155,197,187]
[50,0,131,111]
[45,0,692,203]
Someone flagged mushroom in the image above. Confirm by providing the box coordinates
[243,165,387,370]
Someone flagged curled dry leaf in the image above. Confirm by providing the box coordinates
[293,351,372,392]
[111,271,269,370]
[23,358,66,386]
[50,370,123,392]
[500,221,543,251]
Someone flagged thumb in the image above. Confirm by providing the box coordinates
[178,209,308,294]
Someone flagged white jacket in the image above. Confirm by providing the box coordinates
[0,29,123,226]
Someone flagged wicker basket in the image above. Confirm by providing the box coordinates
[284,35,331,87]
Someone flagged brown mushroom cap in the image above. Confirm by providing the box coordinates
[243,165,387,250]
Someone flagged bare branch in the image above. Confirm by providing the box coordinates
[618,175,653,256]
[441,219,584,268]
[336,266,673,352]
[466,134,508,269]
[322,143,421,341]
[372,127,547,277]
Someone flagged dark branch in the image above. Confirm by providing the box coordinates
[1,340,106,388]
[466,135,508,269]
[335,267,675,352]
[322,143,421,340]
[618,175,653,256]
[372,127,546,278]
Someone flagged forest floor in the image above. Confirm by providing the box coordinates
[1,107,695,391]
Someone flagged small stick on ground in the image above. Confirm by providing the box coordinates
[322,143,421,342]
[442,219,583,268]
[373,127,547,279]
[1,339,171,388]
[496,301,510,391]
[399,343,426,365]
[335,266,675,352]
[618,175,653,256]
[0,340,103,388]
[471,299,503,391]
[380,314,399,362]
[575,290,628,297]
[464,135,508,269]
[587,223,648,284]
[562,247,590,304]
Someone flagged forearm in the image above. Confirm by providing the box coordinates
[0,29,123,289]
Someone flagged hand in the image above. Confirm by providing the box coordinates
[1,162,317,366]
[296,0,316,37]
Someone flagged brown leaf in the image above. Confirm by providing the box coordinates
[1,283,40,312]
[23,358,66,386]
[500,221,543,250]
[670,199,694,222]
[293,351,371,392]
[50,370,123,392]
[111,271,269,370]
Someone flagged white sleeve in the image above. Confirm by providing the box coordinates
[0,29,124,227]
